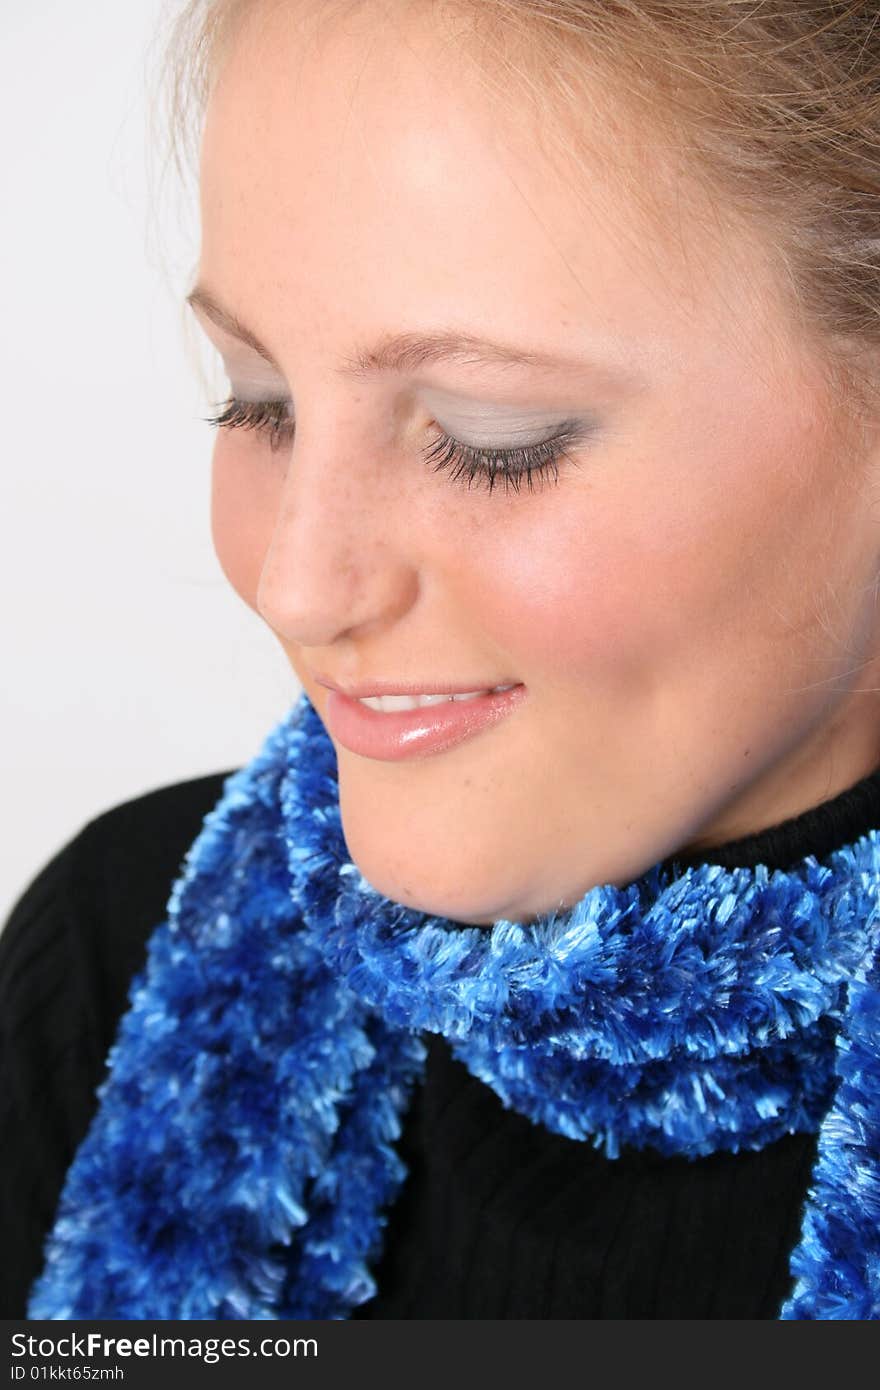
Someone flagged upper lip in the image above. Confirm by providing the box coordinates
[312,674,522,698]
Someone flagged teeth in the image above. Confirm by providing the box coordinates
[358,684,516,712]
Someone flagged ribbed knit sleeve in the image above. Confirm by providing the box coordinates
[0,772,233,1318]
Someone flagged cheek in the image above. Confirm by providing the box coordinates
[449,401,841,694]
[209,437,279,609]
[463,498,629,678]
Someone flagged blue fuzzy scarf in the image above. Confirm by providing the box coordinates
[27,691,880,1319]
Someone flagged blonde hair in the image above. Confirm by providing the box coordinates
[158,0,880,410]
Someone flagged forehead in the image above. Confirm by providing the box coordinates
[198,0,788,371]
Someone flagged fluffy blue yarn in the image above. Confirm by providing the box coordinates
[26,690,880,1319]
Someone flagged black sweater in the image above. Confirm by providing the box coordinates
[4,762,880,1320]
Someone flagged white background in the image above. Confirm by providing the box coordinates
[1,0,299,930]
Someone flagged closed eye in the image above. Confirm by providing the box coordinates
[203,396,592,495]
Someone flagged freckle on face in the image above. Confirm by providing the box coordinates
[199,0,880,926]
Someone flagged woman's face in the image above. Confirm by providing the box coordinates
[192,0,880,925]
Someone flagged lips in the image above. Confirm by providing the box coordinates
[322,683,527,761]
[313,673,520,699]
[357,684,517,712]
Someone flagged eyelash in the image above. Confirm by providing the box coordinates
[203,396,587,495]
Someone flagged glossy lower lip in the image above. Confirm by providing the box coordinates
[323,685,528,761]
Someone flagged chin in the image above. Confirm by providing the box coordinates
[352,859,500,926]
[337,823,571,928]
[337,824,505,926]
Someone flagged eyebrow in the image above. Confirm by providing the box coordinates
[186,284,630,383]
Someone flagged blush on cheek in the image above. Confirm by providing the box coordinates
[209,439,274,611]
[466,507,656,690]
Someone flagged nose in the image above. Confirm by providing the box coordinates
[255,421,420,647]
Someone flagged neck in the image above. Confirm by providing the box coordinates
[660,760,880,876]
